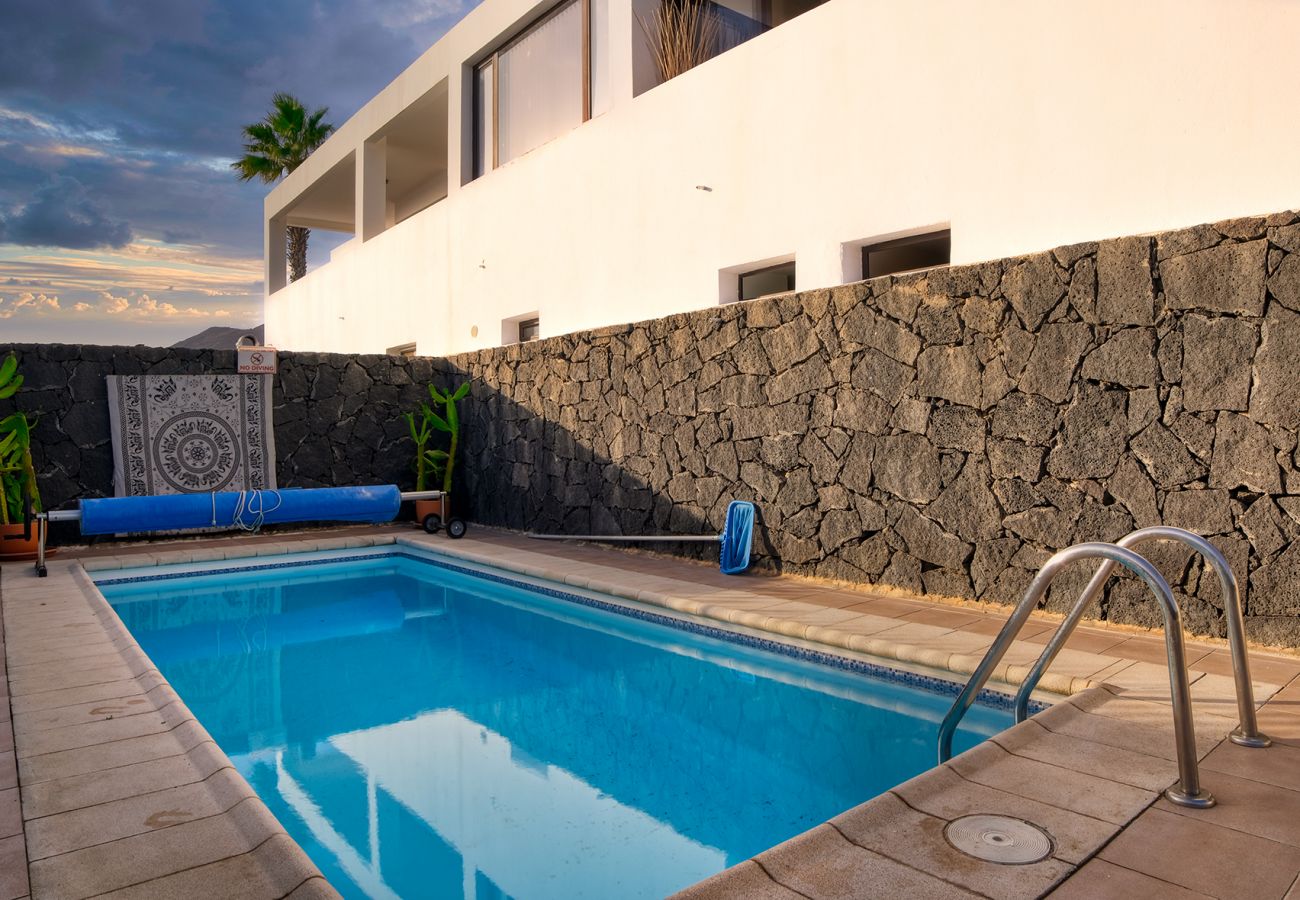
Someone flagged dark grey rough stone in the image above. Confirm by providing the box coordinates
[893,507,971,569]
[1162,489,1234,535]
[1161,239,1268,315]
[1249,305,1300,429]
[1130,422,1206,488]
[1080,328,1157,387]
[1096,236,1155,325]
[1017,323,1093,403]
[915,344,982,408]
[1046,385,1127,479]
[1003,505,1075,548]
[1181,315,1256,412]
[1267,253,1300,312]
[990,392,1058,445]
[988,439,1044,481]
[928,406,986,453]
[875,432,941,504]
[1002,252,1067,330]
[1209,413,1283,493]
[928,457,1001,542]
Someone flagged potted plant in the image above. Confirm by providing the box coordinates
[404,381,470,537]
[0,353,42,560]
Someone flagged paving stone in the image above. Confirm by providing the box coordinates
[888,765,1114,866]
[1099,807,1300,899]
[671,861,806,900]
[1048,858,1214,899]
[758,823,979,900]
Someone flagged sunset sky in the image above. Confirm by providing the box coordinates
[0,0,479,346]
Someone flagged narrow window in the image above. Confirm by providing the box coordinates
[473,61,494,178]
[738,261,796,301]
[862,230,951,279]
[517,317,541,342]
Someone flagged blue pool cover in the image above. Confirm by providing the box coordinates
[79,485,402,535]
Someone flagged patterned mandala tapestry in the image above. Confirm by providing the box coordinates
[106,374,276,497]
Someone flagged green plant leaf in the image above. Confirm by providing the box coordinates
[0,354,16,386]
[428,385,447,403]
[426,409,450,432]
[452,382,470,401]
[427,449,449,461]
[0,373,21,400]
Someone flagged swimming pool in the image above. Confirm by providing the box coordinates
[98,548,1013,899]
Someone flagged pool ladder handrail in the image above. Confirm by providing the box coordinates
[1011,527,1270,749]
[937,541,1217,808]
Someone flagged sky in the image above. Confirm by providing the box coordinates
[0,0,480,346]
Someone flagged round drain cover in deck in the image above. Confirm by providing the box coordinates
[944,815,1053,864]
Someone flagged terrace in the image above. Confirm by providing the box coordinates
[4,528,1300,898]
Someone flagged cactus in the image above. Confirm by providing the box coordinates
[404,381,470,494]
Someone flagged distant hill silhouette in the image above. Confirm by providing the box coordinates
[171,325,265,350]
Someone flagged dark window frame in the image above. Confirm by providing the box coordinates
[737,259,797,302]
[517,317,541,342]
[861,229,951,279]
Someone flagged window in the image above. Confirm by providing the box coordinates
[472,0,610,178]
[636,0,829,91]
[387,342,418,358]
[862,230,951,279]
[517,317,541,342]
[739,261,796,301]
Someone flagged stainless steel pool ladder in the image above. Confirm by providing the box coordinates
[937,528,1271,810]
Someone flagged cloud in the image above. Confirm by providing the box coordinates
[0,175,132,249]
[72,301,92,311]
[97,290,130,313]
[0,290,60,318]
[0,0,480,342]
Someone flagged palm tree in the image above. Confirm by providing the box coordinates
[232,93,335,282]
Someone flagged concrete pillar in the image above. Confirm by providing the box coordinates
[265,214,287,294]
[357,139,388,242]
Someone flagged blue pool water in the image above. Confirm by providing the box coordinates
[99,550,1011,899]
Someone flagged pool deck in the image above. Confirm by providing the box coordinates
[3,525,1300,899]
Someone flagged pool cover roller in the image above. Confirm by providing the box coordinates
[29,485,457,577]
[527,499,756,575]
[78,486,402,536]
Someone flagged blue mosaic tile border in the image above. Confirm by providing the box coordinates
[95,546,1046,714]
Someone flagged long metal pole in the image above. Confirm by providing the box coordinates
[528,534,721,543]
[1012,526,1268,748]
[937,542,1212,808]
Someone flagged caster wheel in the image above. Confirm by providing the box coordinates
[36,565,48,578]
[422,514,443,534]
[446,518,468,539]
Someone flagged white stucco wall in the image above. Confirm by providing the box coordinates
[265,0,1300,355]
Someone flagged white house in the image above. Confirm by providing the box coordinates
[263,0,1300,356]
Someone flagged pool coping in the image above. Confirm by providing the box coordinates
[5,527,1300,899]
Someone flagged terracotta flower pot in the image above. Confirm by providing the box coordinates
[0,523,40,560]
[414,497,448,526]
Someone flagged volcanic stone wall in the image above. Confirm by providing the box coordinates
[446,209,1300,645]
[5,209,1300,644]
